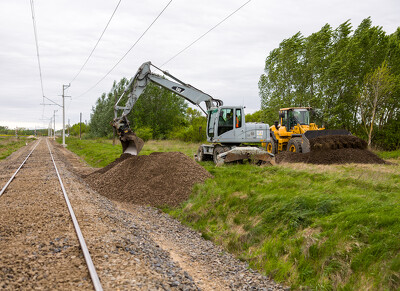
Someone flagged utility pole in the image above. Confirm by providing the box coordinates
[62,84,71,147]
[53,110,57,140]
[79,112,82,140]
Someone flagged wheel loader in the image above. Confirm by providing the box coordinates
[266,107,354,154]
[112,61,273,165]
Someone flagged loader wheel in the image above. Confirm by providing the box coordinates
[287,138,302,153]
[266,139,276,155]
[213,146,225,164]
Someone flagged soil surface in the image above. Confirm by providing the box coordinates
[84,152,213,207]
[309,135,367,151]
[276,148,385,164]
[0,139,286,290]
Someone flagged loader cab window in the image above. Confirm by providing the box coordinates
[235,109,242,128]
[218,108,234,135]
[288,110,297,129]
[293,109,310,125]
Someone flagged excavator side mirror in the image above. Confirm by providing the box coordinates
[279,112,285,119]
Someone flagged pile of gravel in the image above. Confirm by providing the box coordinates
[84,152,212,207]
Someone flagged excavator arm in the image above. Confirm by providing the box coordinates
[113,61,222,155]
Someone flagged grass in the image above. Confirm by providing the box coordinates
[376,149,400,160]
[56,137,200,167]
[59,137,400,290]
[0,136,31,160]
[169,160,400,290]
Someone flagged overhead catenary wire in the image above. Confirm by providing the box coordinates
[69,0,122,84]
[161,0,252,67]
[29,0,45,98]
[76,0,173,99]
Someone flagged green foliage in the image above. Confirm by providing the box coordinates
[0,126,45,136]
[90,78,129,138]
[0,136,31,159]
[135,127,153,141]
[169,108,207,142]
[259,18,400,149]
[69,123,89,137]
[58,137,199,167]
[89,77,188,140]
[169,161,400,290]
[129,82,187,139]
[245,110,265,123]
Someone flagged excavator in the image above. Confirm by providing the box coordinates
[266,107,354,154]
[112,61,273,165]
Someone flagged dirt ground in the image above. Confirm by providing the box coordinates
[0,138,287,290]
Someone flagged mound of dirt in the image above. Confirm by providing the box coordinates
[310,135,367,151]
[84,152,212,207]
[275,148,386,165]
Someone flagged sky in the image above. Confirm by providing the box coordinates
[0,0,399,130]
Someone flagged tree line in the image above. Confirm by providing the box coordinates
[88,78,207,142]
[258,18,400,150]
[88,18,399,150]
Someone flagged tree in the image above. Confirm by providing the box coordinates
[245,110,264,122]
[358,62,396,147]
[258,18,400,149]
[89,77,188,139]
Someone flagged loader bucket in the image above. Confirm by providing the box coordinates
[120,131,144,155]
[301,130,366,153]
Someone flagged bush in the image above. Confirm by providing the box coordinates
[136,127,153,141]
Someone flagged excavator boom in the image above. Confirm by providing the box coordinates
[113,61,222,155]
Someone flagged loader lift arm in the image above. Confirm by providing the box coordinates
[113,61,222,155]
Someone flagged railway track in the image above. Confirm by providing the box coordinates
[0,138,284,290]
[0,138,102,290]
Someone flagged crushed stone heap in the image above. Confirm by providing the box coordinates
[84,152,212,207]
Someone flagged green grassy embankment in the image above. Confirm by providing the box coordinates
[60,137,400,290]
[0,136,30,160]
[57,137,199,167]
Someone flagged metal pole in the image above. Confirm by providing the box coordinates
[79,112,82,140]
[53,110,56,139]
[62,84,70,147]
[62,85,65,146]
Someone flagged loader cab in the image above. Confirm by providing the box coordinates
[279,107,311,131]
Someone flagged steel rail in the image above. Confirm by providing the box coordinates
[0,139,41,197]
[45,139,103,291]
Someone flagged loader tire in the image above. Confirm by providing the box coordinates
[266,139,276,155]
[287,138,302,153]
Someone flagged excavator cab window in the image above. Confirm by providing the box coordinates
[218,108,234,135]
[208,109,218,137]
[235,109,242,128]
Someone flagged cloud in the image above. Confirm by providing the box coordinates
[0,0,399,129]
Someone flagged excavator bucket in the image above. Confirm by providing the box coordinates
[301,130,366,153]
[120,131,144,155]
